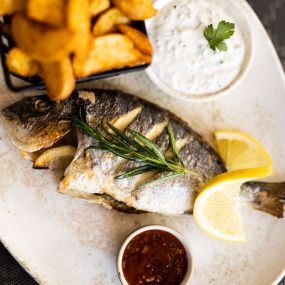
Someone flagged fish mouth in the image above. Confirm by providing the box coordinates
[1,108,19,121]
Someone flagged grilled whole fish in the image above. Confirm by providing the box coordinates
[1,89,284,217]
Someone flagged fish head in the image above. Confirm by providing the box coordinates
[1,95,75,152]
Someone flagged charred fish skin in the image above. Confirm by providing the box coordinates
[1,95,76,152]
[60,89,226,214]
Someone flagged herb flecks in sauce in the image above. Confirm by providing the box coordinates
[122,230,188,285]
[204,21,235,52]
[148,0,245,95]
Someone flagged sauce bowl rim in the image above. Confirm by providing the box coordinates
[117,224,194,285]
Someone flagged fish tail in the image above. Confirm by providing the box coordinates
[241,182,285,218]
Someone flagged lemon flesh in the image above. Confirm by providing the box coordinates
[215,130,272,171]
[194,168,271,242]
[193,131,272,242]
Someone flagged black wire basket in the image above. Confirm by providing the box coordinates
[0,18,151,93]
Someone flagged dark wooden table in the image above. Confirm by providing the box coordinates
[1,1,285,284]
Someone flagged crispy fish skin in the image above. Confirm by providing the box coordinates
[58,90,225,215]
[1,89,284,217]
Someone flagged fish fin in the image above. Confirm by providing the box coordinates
[242,182,285,218]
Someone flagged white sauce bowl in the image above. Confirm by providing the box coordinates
[145,0,254,101]
[117,225,194,285]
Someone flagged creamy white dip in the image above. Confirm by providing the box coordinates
[147,0,246,95]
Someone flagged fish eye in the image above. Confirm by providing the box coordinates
[34,99,51,112]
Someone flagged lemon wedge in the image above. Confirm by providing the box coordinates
[214,130,272,171]
[193,130,272,242]
[193,168,272,242]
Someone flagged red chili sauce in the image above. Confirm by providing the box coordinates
[122,230,188,285]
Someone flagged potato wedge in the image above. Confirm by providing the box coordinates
[40,57,75,101]
[27,0,66,27]
[117,24,153,56]
[67,0,92,60]
[67,0,90,32]
[34,145,76,169]
[111,0,157,20]
[0,0,25,16]
[90,0,110,17]
[93,7,131,36]
[11,14,75,62]
[73,34,144,77]
[6,47,40,77]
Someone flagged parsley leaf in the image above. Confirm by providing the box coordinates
[204,21,235,52]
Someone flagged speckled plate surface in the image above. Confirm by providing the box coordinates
[0,1,285,284]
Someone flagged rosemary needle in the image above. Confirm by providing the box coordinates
[72,118,197,183]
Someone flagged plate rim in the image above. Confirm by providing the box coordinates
[0,1,285,284]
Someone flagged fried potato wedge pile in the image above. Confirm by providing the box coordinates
[11,14,75,62]
[73,34,150,77]
[0,0,156,100]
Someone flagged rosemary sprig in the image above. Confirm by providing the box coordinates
[72,118,197,183]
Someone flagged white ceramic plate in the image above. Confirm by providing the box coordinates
[0,1,284,284]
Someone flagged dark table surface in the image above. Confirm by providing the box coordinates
[1,1,285,284]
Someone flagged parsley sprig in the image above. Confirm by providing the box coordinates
[204,21,235,52]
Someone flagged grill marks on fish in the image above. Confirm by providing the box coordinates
[60,91,175,208]
[133,137,189,188]
[58,90,225,214]
[93,98,169,176]
[111,114,179,188]
[84,90,140,127]
[113,119,222,214]
[113,127,170,188]
[82,97,172,196]
[109,106,142,131]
